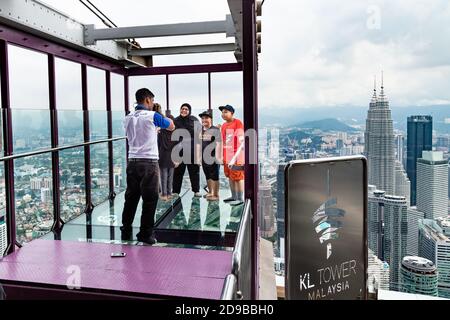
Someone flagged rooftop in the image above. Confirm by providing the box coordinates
[401,256,436,273]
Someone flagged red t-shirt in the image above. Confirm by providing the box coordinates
[221,118,244,165]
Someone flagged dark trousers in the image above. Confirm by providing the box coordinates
[121,161,159,239]
[172,163,200,194]
[202,162,219,181]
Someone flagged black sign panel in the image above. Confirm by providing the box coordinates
[285,156,367,300]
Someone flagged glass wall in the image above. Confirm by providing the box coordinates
[8,45,51,153]
[14,154,53,244]
[55,57,83,145]
[169,73,208,118]
[60,147,86,223]
[129,75,166,111]
[111,73,125,137]
[211,71,243,126]
[111,73,126,195]
[87,66,108,140]
[90,143,109,205]
[113,140,127,194]
[2,43,129,246]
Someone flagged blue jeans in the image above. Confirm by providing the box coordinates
[160,167,174,196]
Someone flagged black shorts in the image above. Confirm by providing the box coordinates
[202,163,219,181]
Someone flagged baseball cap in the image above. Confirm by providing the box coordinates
[198,110,213,118]
[219,104,235,113]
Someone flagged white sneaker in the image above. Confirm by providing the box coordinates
[193,192,202,198]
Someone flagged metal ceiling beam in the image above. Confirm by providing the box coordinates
[84,16,236,45]
[227,0,244,61]
[129,43,236,57]
[0,0,129,62]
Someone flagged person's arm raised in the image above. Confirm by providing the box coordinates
[154,112,175,131]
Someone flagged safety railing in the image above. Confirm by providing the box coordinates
[221,198,252,300]
[0,137,126,162]
[220,274,238,300]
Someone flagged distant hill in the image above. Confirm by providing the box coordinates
[297,118,357,132]
[259,105,450,134]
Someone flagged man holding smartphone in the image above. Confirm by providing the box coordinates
[120,88,175,245]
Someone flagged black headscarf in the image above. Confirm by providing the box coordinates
[174,103,199,138]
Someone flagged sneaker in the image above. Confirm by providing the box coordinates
[228,199,244,206]
[193,192,202,198]
[223,197,235,203]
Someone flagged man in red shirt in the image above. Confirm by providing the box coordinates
[219,105,245,206]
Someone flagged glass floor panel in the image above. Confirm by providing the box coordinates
[164,189,244,234]
[66,190,188,228]
[41,187,244,250]
[41,223,232,251]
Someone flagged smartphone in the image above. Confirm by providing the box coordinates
[285,156,368,300]
[111,252,127,258]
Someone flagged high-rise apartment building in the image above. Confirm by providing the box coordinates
[406,207,425,256]
[419,219,450,299]
[368,185,408,289]
[400,256,438,296]
[394,160,411,205]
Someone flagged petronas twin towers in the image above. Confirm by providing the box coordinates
[365,75,395,194]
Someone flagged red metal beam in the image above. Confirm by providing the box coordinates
[127,63,242,76]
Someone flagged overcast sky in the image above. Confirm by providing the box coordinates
[23,0,450,110]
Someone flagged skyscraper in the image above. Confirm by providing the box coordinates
[419,219,450,298]
[395,134,405,165]
[406,115,433,206]
[368,186,385,258]
[416,151,448,220]
[368,249,390,292]
[400,256,438,296]
[383,195,408,290]
[0,215,6,257]
[394,160,411,204]
[368,185,408,289]
[258,180,275,239]
[406,207,425,256]
[365,76,395,194]
[276,163,286,258]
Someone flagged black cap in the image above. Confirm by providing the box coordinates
[219,104,235,113]
[198,110,213,118]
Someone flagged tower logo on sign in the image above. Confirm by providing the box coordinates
[312,169,346,259]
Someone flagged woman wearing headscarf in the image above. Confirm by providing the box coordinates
[172,103,202,197]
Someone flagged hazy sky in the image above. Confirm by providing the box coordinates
[22,0,450,110]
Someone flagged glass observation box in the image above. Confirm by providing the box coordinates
[0,0,261,300]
